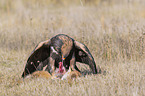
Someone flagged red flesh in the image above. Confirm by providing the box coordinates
[59,62,64,73]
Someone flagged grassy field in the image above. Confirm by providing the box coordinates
[0,0,145,95]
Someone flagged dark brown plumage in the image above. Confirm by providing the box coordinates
[22,34,99,78]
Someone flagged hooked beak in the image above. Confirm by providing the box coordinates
[62,55,65,61]
[61,55,66,67]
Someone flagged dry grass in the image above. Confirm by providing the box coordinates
[0,0,145,96]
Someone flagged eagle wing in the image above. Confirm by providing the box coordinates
[22,40,51,78]
[74,41,98,74]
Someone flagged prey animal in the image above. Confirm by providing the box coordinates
[22,34,98,78]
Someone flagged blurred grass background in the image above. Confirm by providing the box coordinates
[0,0,145,95]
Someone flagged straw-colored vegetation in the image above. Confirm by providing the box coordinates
[0,0,145,95]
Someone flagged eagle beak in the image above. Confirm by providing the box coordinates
[62,55,65,66]
[62,57,65,60]
[62,55,65,61]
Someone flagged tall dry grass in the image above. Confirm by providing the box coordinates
[0,0,145,96]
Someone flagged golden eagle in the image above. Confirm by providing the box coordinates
[22,34,99,78]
